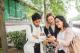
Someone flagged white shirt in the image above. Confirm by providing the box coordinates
[57,31,65,50]
[51,25,55,32]
[24,24,46,53]
[26,24,46,46]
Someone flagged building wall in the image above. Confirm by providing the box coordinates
[4,0,26,21]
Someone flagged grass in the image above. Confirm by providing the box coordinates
[0,48,3,53]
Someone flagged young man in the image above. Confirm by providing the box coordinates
[24,13,46,53]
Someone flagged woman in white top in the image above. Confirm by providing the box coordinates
[47,15,75,53]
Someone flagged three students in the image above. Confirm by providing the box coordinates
[24,13,76,53]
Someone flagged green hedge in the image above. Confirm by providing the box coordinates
[7,30,26,49]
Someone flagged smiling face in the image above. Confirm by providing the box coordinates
[47,16,55,24]
[55,18,64,29]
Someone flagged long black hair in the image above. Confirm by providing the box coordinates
[44,13,60,38]
[55,15,69,29]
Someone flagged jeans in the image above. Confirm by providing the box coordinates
[34,43,40,53]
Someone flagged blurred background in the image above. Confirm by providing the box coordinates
[0,0,80,53]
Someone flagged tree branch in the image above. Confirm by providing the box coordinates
[19,0,43,13]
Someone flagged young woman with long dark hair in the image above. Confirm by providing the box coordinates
[48,15,75,53]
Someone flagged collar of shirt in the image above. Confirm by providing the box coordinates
[32,24,42,36]
[51,25,55,32]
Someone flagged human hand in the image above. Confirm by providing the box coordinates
[47,36,56,43]
[47,34,52,38]
[33,35,38,39]
[43,39,49,45]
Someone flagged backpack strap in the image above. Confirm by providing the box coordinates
[30,25,42,32]
[30,24,42,33]
[40,26,42,32]
[30,24,33,33]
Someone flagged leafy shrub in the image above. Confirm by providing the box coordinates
[7,30,26,49]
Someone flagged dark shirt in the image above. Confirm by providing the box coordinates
[44,26,60,38]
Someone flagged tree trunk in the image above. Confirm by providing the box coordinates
[0,0,8,53]
[44,0,46,23]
